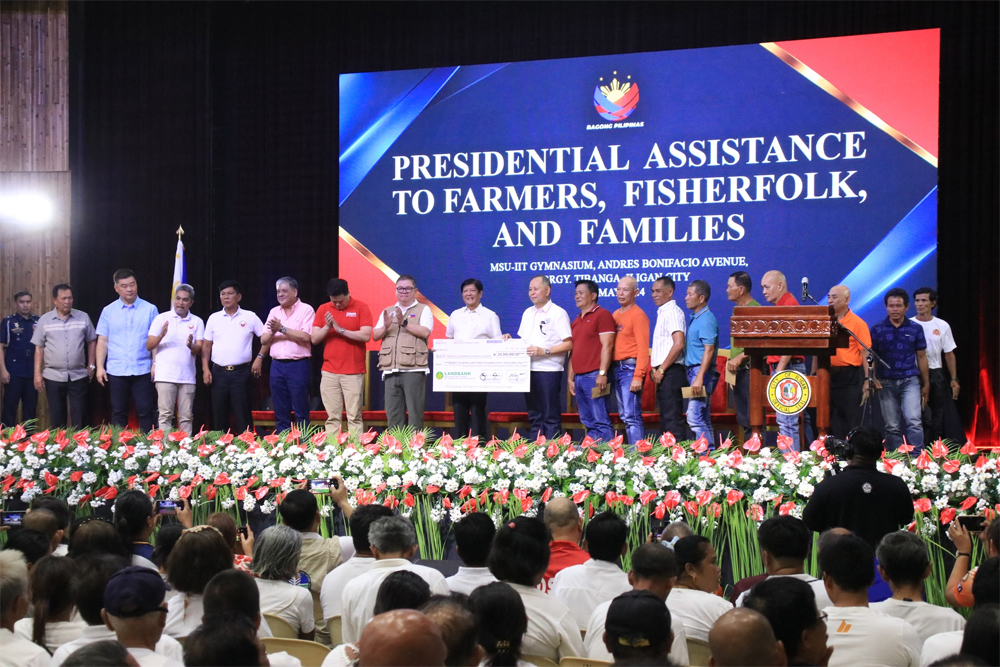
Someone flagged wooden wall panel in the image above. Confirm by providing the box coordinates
[0,1,69,172]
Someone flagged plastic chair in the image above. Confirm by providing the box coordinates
[325,615,342,647]
[262,612,299,639]
[687,637,713,666]
[560,657,612,667]
[523,655,559,667]
[261,637,331,667]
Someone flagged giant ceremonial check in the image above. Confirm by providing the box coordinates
[432,339,531,392]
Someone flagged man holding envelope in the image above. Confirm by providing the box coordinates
[568,279,617,443]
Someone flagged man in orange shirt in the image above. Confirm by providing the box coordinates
[613,276,650,446]
[827,285,871,438]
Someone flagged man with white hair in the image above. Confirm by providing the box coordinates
[761,270,810,449]
[261,277,316,433]
[340,516,450,643]
[0,550,50,667]
[146,283,204,435]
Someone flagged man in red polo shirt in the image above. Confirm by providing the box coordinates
[760,270,811,450]
[568,280,617,443]
[540,496,588,593]
[312,279,373,439]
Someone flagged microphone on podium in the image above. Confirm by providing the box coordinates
[801,277,809,302]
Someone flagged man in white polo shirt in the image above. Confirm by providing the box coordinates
[201,280,266,433]
[261,277,315,433]
[146,284,204,435]
[517,275,573,440]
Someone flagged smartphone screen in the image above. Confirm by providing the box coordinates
[1,511,26,527]
[157,500,179,515]
[310,479,331,493]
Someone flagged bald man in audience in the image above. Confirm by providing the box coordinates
[356,609,448,667]
[827,285,871,438]
[761,270,811,449]
[541,497,588,592]
[709,608,788,667]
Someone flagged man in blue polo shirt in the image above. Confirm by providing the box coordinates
[870,287,929,452]
[684,279,719,446]
[1,291,39,427]
[96,269,159,432]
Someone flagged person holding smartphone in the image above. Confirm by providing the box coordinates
[945,517,998,608]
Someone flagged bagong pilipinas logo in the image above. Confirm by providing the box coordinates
[593,71,639,121]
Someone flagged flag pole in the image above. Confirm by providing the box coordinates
[176,225,185,241]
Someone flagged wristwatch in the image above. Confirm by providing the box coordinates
[599,369,607,376]
[280,325,287,334]
[88,365,96,371]
[544,348,550,356]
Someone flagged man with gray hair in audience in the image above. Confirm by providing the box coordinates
[261,277,316,433]
[1,550,51,667]
[146,283,204,435]
[340,515,450,644]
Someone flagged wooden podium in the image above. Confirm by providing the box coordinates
[731,306,848,442]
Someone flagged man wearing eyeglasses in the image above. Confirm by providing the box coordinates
[373,275,433,431]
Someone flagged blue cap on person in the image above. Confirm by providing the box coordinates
[103,566,167,617]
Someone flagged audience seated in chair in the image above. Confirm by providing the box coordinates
[707,608,786,667]
[3,528,52,567]
[206,511,254,574]
[184,613,268,667]
[29,496,72,555]
[374,571,432,615]
[446,512,498,595]
[665,535,732,643]
[101,566,185,667]
[921,558,998,666]
[163,525,234,639]
[584,542,690,666]
[469,582,531,667]
[21,507,65,557]
[733,516,832,609]
[420,595,482,667]
[0,550,51,667]
[114,490,162,570]
[252,524,316,641]
[552,511,631,630]
[68,516,132,561]
[62,639,141,667]
[340,515,449,644]
[818,532,921,667]
[743,576,833,667]
[12,554,84,652]
[540,497,589,592]
[353,609,447,667]
[320,505,393,624]
[487,515,585,662]
[602,589,680,666]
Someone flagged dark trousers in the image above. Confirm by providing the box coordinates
[270,358,311,433]
[734,366,750,430]
[830,365,864,438]
[211,363,253,433]
[525,370,562,439]
[2,375,37,426]
[45,377,88,428]
[109,373,158,432]
[385,372,427,431]
[923,368,951,443]
[453,392,488,438]
[657,364,687,438]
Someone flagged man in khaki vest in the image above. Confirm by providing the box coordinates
[373,275,433,430]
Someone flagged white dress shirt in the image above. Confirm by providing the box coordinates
[919,630,963,667]
[340,558,450,644]
[446,566,498,596]
[871,598,966,644]
[584,597,690,665]
[149,311,205,384]
[550,559,631,630]
[48,625,184,667]
[446,304,503,340]
[666,587,733,643]
[256,579,315,635]
[321,556,375,620]
[13,618,85,653]
[823,605,921,667]
[203,307,264,366]
[734,573,832,611]
[0,627,50,667]
[517,301,572,372]
[506,582,586,662]
[651,300,686,367]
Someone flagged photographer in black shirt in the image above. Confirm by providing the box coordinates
[802,426,913,546]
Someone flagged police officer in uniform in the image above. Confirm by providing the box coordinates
[1,291,39,427]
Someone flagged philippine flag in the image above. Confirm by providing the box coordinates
[171,237,186,302]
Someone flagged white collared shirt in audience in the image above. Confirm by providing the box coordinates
[126,648,184,667]
[735,573,833,610]
[256,579,315,635]
[0,627,50,667]
[266,651,304,667]
[48,626,184,667]
[446,567,498,596]
[919,630,963,667]
[551,559,631,630]
[13,617,86,653]
[666,587,733,643]
[53,544,69,557]
[823,606,921,667]
[164,593,273,640]
[871,598,967,644]
[584,598,690,665]
[340,558,450,643]
[506,582,586,662]
[321,556,375,620]
[320,643,358,667]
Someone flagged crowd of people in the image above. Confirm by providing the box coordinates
[2,269,959,452]
[1,425,996,667]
